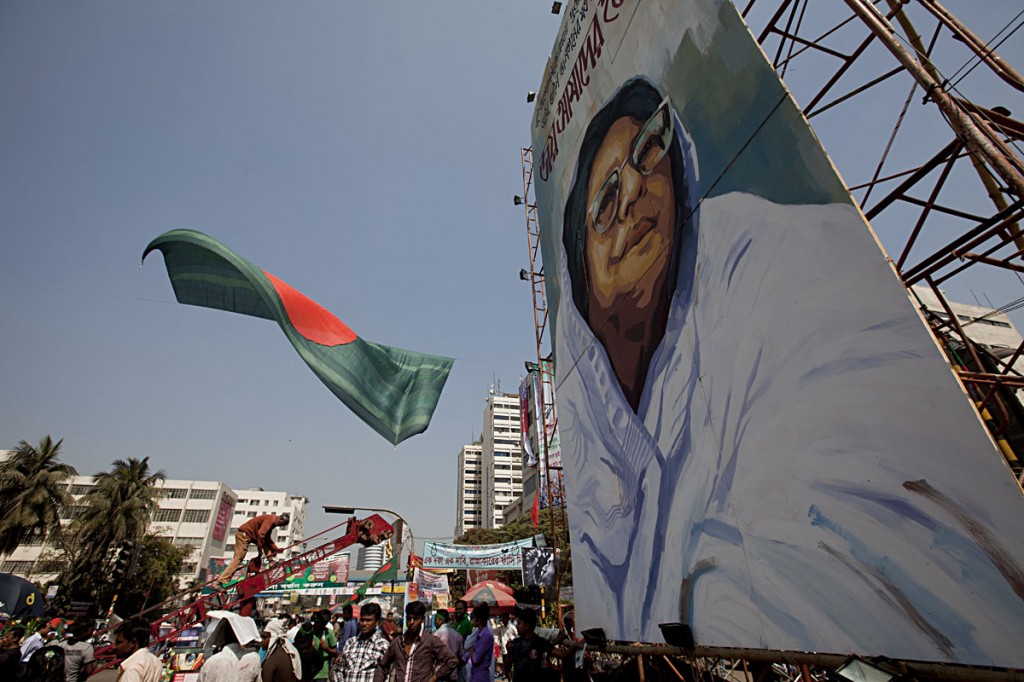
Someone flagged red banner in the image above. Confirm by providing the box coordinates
[212,495,235,542]
[466,569,499,588]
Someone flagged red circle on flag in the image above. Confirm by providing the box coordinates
[264,270,357,346]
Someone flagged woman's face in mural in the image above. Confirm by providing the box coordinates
[584,99,676,317]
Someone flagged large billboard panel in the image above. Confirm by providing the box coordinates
[530,0,1024,666]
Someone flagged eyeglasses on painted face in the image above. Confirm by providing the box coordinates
[589,97,674,235]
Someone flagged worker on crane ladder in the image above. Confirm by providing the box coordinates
[219,513,291,585]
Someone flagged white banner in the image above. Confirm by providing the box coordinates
[422,539,533,569]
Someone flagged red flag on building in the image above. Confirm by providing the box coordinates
[531,489,540,527]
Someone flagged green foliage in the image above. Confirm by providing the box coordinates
[0,436,76,555]
[51,457,167,608]
[115,535,191,615]
[452,507,572,605]
[74,457,166,565]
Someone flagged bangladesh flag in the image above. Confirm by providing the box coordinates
[348,557,399,603]
[143,230,454,445]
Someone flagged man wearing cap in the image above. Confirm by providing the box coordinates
[219,513,291,584]
[432,610,462,681]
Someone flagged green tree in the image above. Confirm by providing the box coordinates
[0,436,77,555]
[60,457,166,604]
[116,535,192,616]
[453,506,572,609]
[76,457,166,563]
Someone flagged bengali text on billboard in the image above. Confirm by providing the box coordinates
[531,0,1024,665]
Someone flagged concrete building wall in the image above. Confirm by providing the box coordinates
[224,487,308,563]
[454,444,484,537]
[0,474,237,586]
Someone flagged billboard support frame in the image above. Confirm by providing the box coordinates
[519,146,566,617]
[744,0,1024,482]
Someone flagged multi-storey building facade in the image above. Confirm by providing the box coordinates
[454,391,524,536]
[912,285,1024,364]
[223,487,308,563]
[0,473,237,586]
[483,393,525,528]
[454,444,484,537]
[0,464,310,588]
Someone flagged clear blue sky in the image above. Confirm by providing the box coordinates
[2,1,1022,550]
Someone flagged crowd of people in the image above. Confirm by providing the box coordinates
[258,598,577,682]
[0,595,577,682]
[0,616,162,682]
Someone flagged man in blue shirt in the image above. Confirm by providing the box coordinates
[338,604,359,649]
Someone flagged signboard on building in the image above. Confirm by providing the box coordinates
[211,495,235,543]
[531,0,1024,665]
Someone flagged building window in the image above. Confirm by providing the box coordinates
[247,511,257,518]
[189,489,217,500]
[163,488,188,499]
[69,484,93,495]
[179,562,198,574]
[1,561,35,574]
[173,537,201,546]
[153,509,182,523]
[61,505,88,520]
[182,509,211,524]
[273,500,279,506]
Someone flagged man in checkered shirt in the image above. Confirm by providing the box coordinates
[335,602,390,682]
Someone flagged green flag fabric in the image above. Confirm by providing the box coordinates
[348,557,399,603]
[142,229,454,445]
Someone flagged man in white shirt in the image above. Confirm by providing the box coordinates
[20,622,53,662]
[113,619,162,682]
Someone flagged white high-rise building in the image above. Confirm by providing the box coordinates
[360,544,385,571]
[455,444,484,537]
[222,487,308,563]
[484,392,524,528]
[0,462,311,587]
[0,473,237,586]
[454,391,524,535]
[911,285,1024,362]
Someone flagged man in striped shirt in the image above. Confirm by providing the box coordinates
[337,603,389,682]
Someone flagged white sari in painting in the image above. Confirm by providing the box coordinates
[557,192,1024,664]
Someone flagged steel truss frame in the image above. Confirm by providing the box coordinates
[744,0,1024,486]
[519,146,569,612]
[521,1,1024,679]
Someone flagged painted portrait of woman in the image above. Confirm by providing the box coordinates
[551,73,1024,661]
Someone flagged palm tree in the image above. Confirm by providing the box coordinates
[76,457,166,563]
[0,436,77,555]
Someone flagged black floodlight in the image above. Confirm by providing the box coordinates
[552,2,562,14]
[580,628,607,647]
[658,622,694,650]
[527,91,536,103]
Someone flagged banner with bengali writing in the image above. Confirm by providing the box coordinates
[422,539,533,569]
